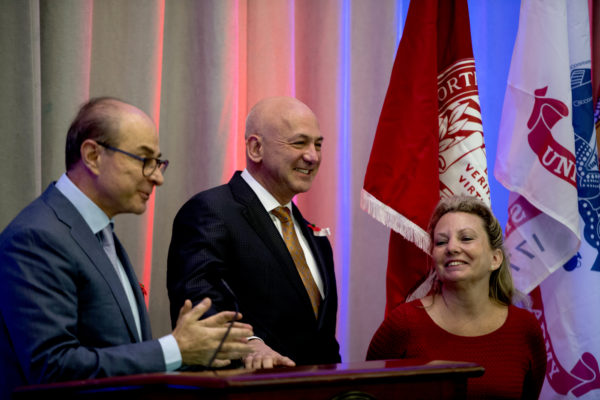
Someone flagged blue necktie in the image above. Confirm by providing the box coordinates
[99,224,142,341]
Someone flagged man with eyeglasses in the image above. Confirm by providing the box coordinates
[0,97,253,398]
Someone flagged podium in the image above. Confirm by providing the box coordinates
[13,359,484,400]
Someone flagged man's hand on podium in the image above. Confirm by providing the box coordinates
[243,339,296,369]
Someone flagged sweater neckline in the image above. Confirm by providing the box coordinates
[416,299,512,339]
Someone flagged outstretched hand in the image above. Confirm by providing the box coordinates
[172,298,253,367]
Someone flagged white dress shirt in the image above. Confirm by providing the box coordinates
[241,169,324,298]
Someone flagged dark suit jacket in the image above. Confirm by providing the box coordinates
[167,171,341,365]
[0,184,164,398]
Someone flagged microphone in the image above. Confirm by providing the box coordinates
[219,278,240,311]
[207,279,240,369]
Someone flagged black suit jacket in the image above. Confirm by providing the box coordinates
[167,171,341,365]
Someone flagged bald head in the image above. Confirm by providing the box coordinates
[245,97,318,140]
[244,96,323,204]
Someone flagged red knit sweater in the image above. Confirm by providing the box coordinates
[367,300,547,399]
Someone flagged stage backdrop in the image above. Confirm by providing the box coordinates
[0,0,519,363]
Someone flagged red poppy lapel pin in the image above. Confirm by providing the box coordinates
[307,222,331,237]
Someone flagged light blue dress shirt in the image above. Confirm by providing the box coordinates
[55,173,181,371]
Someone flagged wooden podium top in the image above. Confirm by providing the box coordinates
[13,359,484,400]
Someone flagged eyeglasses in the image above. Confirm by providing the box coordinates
[96,142,169,177]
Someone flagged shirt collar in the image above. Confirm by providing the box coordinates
[241,169,292,213]
[55,173,112,234]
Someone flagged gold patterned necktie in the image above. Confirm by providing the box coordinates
[271,206,321,318]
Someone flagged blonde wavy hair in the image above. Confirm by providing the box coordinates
[427,195,514,305]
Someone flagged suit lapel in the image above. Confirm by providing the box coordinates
[44,185,143,342]
[228,173,316,311]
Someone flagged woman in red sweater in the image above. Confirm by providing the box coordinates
[367,195,546,399]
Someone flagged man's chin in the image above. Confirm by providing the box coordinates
[295,182,314,193]
[131,203,148,215]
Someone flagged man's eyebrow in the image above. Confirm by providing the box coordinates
[137,144,162,158]
[289,134,324,141]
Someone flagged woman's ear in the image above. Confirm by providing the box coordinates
[490,248,503,271]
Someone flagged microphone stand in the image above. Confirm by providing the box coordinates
[207,279,240,370]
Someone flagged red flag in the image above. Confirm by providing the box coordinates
[361,0,489,313]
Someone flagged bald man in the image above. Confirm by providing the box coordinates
[0,97,253,398]
[168,97,341,368]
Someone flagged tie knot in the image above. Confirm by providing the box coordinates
[271,206,291,223]
[98,223,115,246]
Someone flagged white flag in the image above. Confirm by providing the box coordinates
[496,0,600,397]
[495,0,580,294]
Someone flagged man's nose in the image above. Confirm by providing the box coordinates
[149,167,164,186]
[303,144,320,163]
